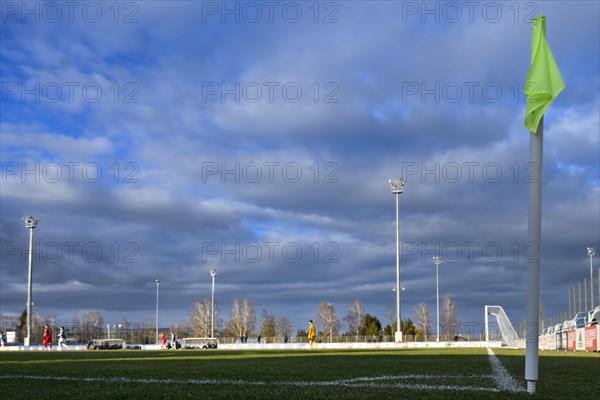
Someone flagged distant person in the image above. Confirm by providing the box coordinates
[160,332,167,349]
[43,324,53,351]
[257,333,262,344]
[0,331,7,348]
[284,335,288,344]
[58,326,69,350]
[308,320,316,349]
[170,330,177,350]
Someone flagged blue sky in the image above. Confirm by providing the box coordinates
[1,1,599,336]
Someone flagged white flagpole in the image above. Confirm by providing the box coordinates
[525,115,543,394]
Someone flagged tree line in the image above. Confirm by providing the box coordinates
[0,296,461,344]
[188,296,460,342]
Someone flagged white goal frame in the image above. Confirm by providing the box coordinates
[485,305,520,348]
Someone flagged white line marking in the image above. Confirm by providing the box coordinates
[487,347,526,392]
[0,374,501,392]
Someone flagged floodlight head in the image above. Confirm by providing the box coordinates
[23,216,40,228]
[433,256,442,265]
[389,178,405,194]
[588,247,596,256]
[156,279,160,283]
[210,268,217,277]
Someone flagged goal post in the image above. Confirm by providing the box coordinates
[485,305,520,348]
[180,337,218,349]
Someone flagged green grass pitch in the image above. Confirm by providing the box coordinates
[0,348,598,399]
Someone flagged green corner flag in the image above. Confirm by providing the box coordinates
[524,16,565,133]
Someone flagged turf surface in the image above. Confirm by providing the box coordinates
[0,348,598,399]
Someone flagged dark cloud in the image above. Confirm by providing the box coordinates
[1,1,598,335]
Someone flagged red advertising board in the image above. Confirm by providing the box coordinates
[567,330,576,350]
[539,334,547,350]
[584,325,599,352]
[547,334,556,350]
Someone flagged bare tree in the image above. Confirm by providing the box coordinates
[225,298,243,338]
[68,313,81,344]
[414,302,431,341]
[240,297,256,337]
[226,297,256,339]
[82,311,105,341]
[276,316,292,339]
[31,312,43,344]
[190,298,217,337]
[171,320,191,338]
[140,319,155,344]
[441,296,459,340]
[344,298,365,340]
[317,301,340,343]
[260,310,277,339]
[42,314,57,327]
[387,305,396,334]
[72,313,81,326]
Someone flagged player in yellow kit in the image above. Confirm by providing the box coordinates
[308,320,316,349]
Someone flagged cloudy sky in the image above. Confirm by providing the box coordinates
[1,1,598,336]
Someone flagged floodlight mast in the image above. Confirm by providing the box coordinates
[588,248,595,309]
[389,178,405,342]
[433,256,442,342]
[23,216,39,347]
[155,279,160,344]
[210,269,217,338]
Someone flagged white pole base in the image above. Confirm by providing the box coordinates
[394,331,403,343]
[527,380,536,394]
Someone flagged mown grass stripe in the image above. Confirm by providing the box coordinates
[0,374,501,392]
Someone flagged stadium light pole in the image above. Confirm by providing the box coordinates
[433,256,442,342]
[23,216,39,347]
[155,279,160,344]
[392,286,406,301]
[588,247,595,309]
[210,268,217,338]
[578,282,581,313]
[568,287,572,317]
[572,286,576,316]
[584,278,588,311]
[389,178,405,342]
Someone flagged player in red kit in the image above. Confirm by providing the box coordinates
[43,324,53,351]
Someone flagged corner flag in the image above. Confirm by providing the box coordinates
[524,16,565,133]
[524,16,566,395]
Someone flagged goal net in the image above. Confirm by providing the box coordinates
[180,337,218,349]
[485,305,520,348]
